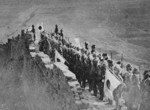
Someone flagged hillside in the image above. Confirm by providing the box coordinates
[0,0,150,68]
[0,0,150,109]
[0,34,77,110]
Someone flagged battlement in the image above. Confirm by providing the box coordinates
[0,30,79,110]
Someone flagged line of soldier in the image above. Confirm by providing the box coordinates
[27,24,150,110]
[27,24,110,100]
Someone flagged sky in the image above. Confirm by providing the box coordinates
[0,0,150,68]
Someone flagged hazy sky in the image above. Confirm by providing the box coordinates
[0,0,150,66]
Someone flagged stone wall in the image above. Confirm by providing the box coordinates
[0,32,78,110]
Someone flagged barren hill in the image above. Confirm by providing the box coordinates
[0,35,78,110]
[0,0,150,67]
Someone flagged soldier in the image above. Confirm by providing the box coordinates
[102,53,107,59]
[86,55,92,91]
[132,68,140,84]
[54,24,59,35]
[75,55,82,85]
[107,60,113,70]
[140,76,150,110]
[90,58,99,96]
[123,64,133,91]
[126,68,141,110]
[80,55,86,88]
[113,83,126,110]
[114,62,123,82]
[81,54,89,88]
[99,63,106,100]
[39,36,49,54]
[91,45,96,54]
[73,53,78,73]
[142,70,150,81]
[39,35,44,52]
[97,62,102,99]
[85,42,89,50]
[31,25,36,41]
[43,37,49,54]
[88,59,94,92]
[69,51,76,73]
[59,29,64,41]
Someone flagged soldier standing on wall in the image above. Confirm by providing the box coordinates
[85,42,89,50]
[31,25,36,41]
[90,57,99,96]
[60,29,64,38]
[91,45,96,54]
[54,24,59,35]
[99,63,106,100]
[59,29,64,45]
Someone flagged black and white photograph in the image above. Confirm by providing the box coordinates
[0,0,150,110]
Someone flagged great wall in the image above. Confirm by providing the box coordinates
[0,30,79,110]
[1,0,150,110]
[0,28,116,110]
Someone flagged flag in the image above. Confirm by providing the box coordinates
[40,22,44,31]
[55,49,66,63]
[36,22,44,31]
[104,68,122,100]
[74,38,81,49]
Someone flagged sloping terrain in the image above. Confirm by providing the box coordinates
[0,0,150,68]
[0,1,150,109]
[0,37,77,110]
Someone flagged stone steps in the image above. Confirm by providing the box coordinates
[29,43,115,110]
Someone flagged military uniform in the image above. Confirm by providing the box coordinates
[98,64,106,100]
[81,57,88,88]
[140,78,150,110]
[90,59,99,96]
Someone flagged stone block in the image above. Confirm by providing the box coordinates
[30,52,37,57]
